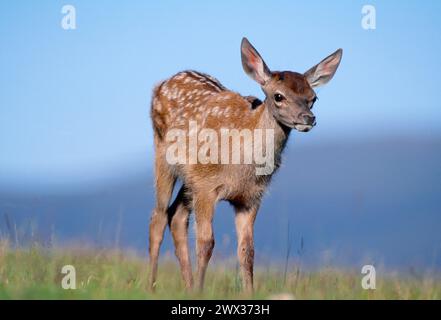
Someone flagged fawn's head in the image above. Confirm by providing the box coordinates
[241,37,342,132]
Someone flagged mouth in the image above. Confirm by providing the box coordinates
[278,119,316,132]
[293,124,314,132]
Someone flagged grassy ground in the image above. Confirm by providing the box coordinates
[0,241,440,299]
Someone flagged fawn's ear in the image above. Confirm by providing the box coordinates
[305,49,343,88]
[241,37,271,86]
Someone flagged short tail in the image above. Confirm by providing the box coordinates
[150,81,167,140]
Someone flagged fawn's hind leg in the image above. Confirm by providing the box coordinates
[168,185,193,290]
[148,155,176,291]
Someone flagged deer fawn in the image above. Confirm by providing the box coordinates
[149,38,342,293]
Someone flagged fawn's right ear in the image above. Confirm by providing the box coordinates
[304,49,343,88]
[241,37,271,86]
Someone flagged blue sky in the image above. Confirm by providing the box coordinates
[1,0,441,190]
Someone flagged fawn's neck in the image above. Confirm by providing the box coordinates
[251,100,291,175]
[258,100,291,165]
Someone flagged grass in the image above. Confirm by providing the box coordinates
[0,241,440,299]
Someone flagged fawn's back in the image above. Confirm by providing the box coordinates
[150,70,272,202]
[151,70,265,140]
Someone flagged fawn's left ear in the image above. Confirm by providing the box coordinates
[305,49,343,88]
[241,37,272,86]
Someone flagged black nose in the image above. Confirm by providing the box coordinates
[302,115,316,126]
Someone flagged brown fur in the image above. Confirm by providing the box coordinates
[148,39,342,293]
[148,71,290,293]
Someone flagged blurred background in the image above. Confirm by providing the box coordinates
[0,0,440,271]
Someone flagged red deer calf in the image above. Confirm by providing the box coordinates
[149,38,342,292]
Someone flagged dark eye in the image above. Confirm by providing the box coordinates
[310,96,318,109]
[274,93,285,103]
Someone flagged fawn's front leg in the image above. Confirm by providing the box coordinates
[234,204,259,293]
[193,193,216,292]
